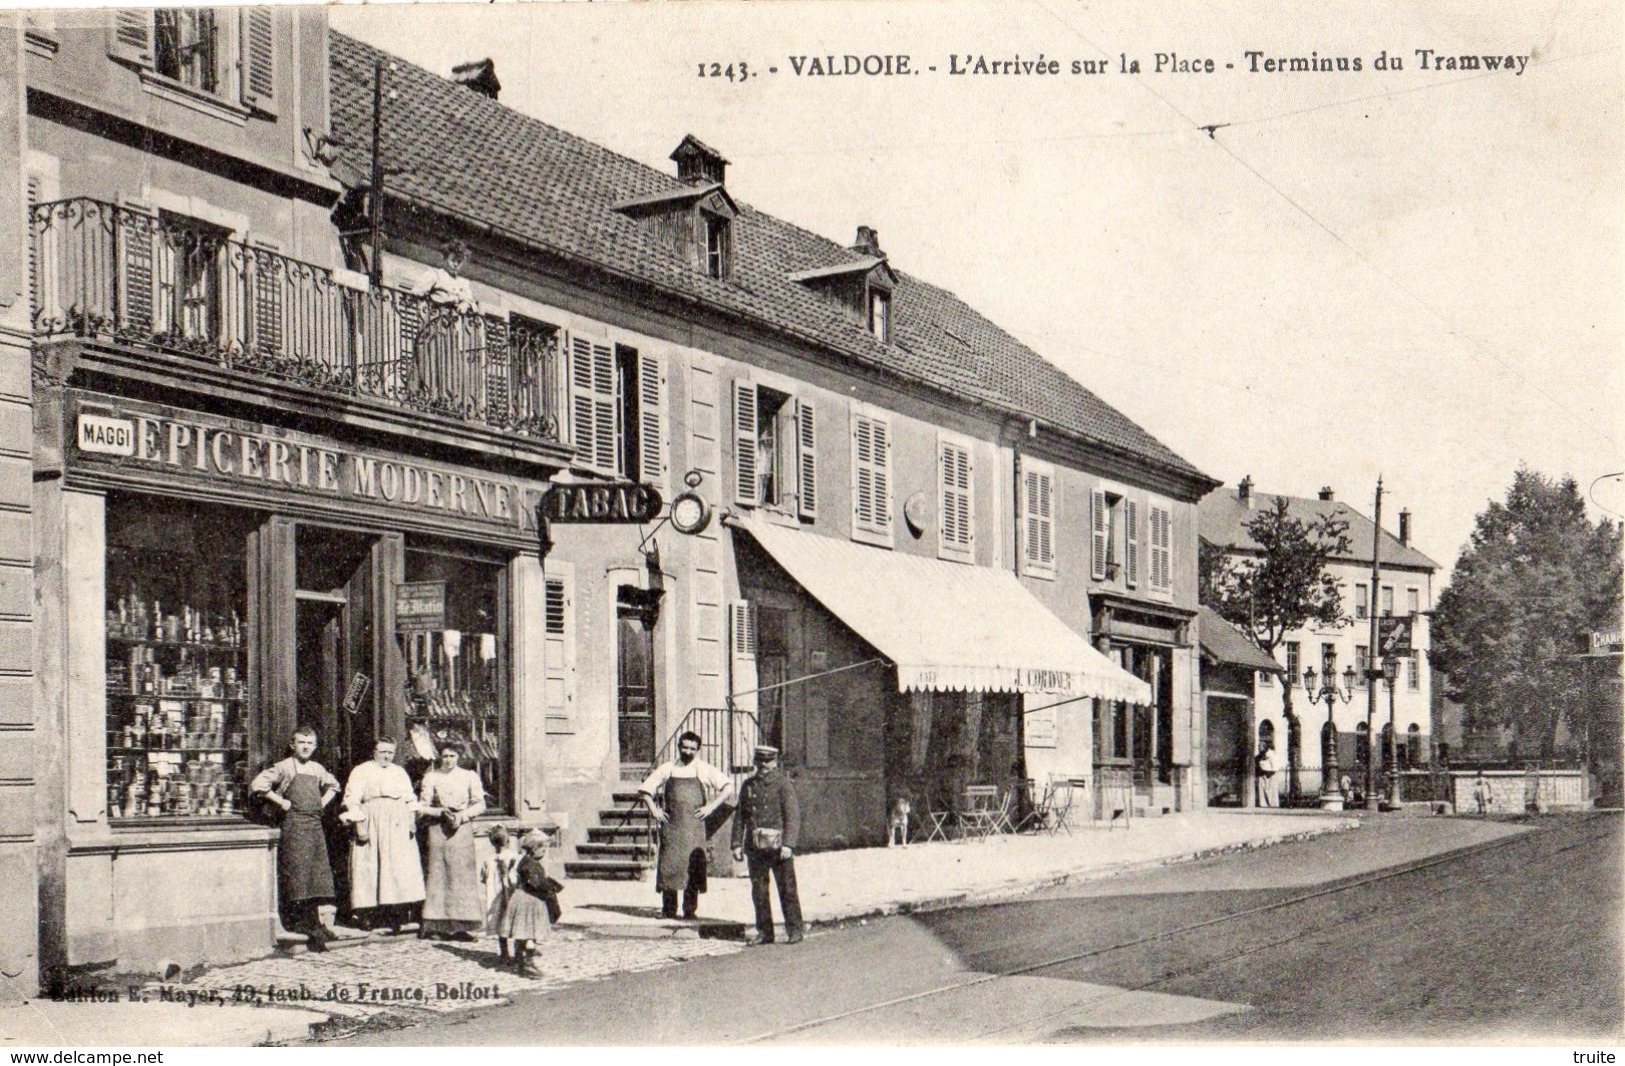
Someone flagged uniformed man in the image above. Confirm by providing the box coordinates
[730,745,804,945]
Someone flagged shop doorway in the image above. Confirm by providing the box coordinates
[294,525,379,921]
[616,592,658,772]
[1205,696,1249,807]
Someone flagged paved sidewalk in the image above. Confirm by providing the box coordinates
[560,809,1358,938]
[2,808,1356,1046]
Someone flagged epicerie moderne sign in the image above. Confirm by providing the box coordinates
[73,401,542,532]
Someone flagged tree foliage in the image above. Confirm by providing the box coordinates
[1430,468,1623,759]
[1204,495,1353,660]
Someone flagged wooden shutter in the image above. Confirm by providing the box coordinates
[240,9,277,115]
[852,412,891,538]
[543,573,574,733]
[1124,499,1139,587]
[728,601,757,716]
[795,397,817,519]
[1022,466,1054,574]
[569,335,617,472]
[940,439,973,558]
[1091,489,1108,580]
[732,380,758,506]
[115,200,158,337]
[108,9,154,66]
[1035,470,1053,568]
[637,350,667,495]
[249,241,285,357]
[1149,504,1173,590]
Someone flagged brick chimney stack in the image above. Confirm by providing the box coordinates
[1318,486,1335,501]
[1238,475,1253,508]
[851,226,883,257]
[451,58,501,100]
[1398,508,1412,546]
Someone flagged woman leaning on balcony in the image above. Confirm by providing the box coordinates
[411,240,484,412]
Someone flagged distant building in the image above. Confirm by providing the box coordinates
[1199,478,1440,800]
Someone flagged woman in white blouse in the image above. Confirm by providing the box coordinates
[418,743,487,939]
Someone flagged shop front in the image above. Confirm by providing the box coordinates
[1089,592,1198,813]
[728,516,1149,848]
[38,390,558,973]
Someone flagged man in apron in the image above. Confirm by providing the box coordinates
[638,731,734,920]
[251,726,341,947]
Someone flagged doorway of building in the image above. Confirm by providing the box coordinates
[616,591,658,772]
[293,525,378,922]
[1206,696,1249,806]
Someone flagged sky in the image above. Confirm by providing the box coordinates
[330,0,1624,576]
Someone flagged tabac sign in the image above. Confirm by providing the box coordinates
[539,482,664,524]
[1378,615,1416,658]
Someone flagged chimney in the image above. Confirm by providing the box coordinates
[1318,486,1335,501]
[1398,508,1412,546]
[1238,475,1253,507]
[671,135,728,186]
[451,58,501,100]
[851,226,883,257]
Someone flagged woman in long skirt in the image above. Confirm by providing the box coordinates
[343,738,425,930]
[418,744,486,939]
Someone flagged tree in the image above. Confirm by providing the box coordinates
[1430,468,1623,760]
[1203,496,1353,798]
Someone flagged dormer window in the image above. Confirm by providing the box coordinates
[868,287,891,342]
[704,212,730,279]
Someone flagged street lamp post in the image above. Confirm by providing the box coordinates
[1304,663,1358,811]
[1383,655,1401,807]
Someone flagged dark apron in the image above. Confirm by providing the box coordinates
[280,771,336,903]
[656,774,708,894]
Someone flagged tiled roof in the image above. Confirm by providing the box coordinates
[328,31,1211,489]
[1198,488,1441,571]
[1197,606,1283,673]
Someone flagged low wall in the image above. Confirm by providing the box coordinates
[1451,769,1590,814]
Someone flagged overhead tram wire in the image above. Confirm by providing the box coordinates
[1026,0,1621,453]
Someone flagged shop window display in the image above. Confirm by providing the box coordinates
[399,549,509,810]
[105,495,256,822]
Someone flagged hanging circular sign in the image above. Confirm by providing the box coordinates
[903,491,931,538]
[669,490,713,536]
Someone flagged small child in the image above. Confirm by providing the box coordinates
[500,831,554,977]
[480,825,520,964]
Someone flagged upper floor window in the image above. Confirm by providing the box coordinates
[851,409,892,546]
[732,381,815,519]
[868,288,892,342]
[570,336,667,491]
[938,436,974,563]
[1023,460,1056,578]
[1285,641,1301,682]
[1380,585,1394,617]
[1407,654,1420,690]
[110,9,277,117]
[1090,489,1119,582]
[1147,502,1173,593]
[1355,583,1369,620]
[1406,587,1420,616]
[1355,645,1369,688]
[1321,642,1337,676]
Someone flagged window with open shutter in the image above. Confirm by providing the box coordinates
[1022,462,1055,577]
[570,335,618,473]
[728,600,757,716]
[852,411,892,544]
[939,437,973,562]
[240,8,276,114]
[543,571,575,734]
[732,380,758,506]
[248,241,284,357]
[1090,488,1108,580]
[109,9,154,66]
[1124,499,1140,587]
[116,200,158,337]
[637,350,666,495]
[795,398,817,519]
[1149,503,1173,592]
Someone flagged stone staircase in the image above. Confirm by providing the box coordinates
[564,790,657,880]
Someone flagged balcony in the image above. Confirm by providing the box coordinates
[31,198,568,453]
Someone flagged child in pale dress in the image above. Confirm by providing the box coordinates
[499,831,553,977]
[480,824,520,965]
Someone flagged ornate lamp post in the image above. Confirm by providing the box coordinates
[1382,655,1401,807]
[1304,663,1357,810]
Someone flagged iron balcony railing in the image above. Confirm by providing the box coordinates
[31,197,566,440]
